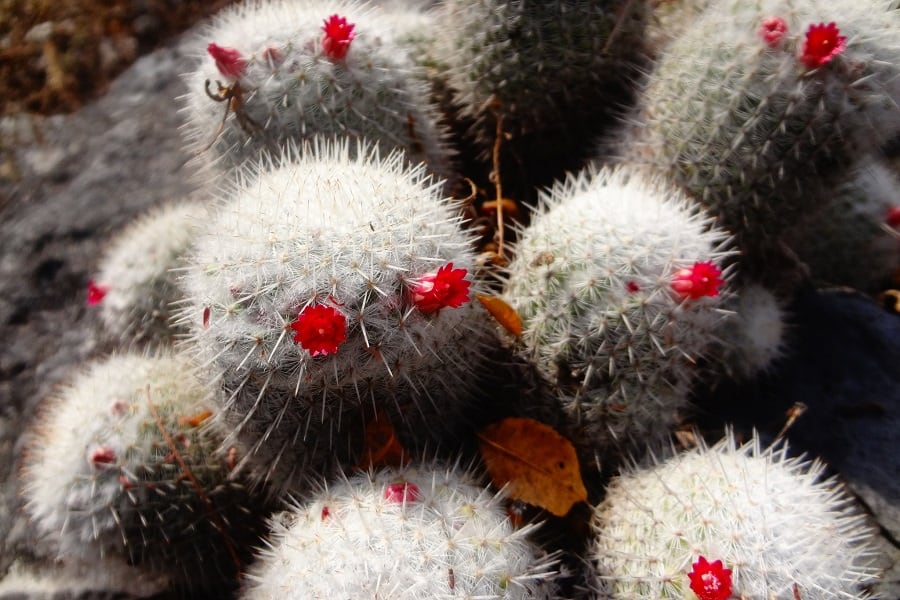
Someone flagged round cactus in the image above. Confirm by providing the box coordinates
[785,159,900,293]
[89,201,204,347]
[180,0,453,179]
[437,0,649,150]
[21,351,261,590]
[589,431,882,599]
[626,0,900,273]
[503,166,735,460]
[176,140,497,495]
[242,460,559,599]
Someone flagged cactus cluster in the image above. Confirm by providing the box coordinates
[21,0,900,596]
[21,352,261,590]
[243,461,559,599]
[503,166,735,459]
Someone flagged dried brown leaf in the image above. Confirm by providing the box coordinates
[476,294,522,337]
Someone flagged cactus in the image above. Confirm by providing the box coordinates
[503,166,735,460]
[433,0,649,198]
[242,460,559,599]
[20,352,261,590]
[785,159,900,293]
[626,0,900,275]
[176,140,497,495]
[180,0,453,179]
[589,431,882,599]
[89,201,204,347]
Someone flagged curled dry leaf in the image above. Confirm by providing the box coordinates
[476,294,522,337]
[356,411,408,470]
[477,417,587,516]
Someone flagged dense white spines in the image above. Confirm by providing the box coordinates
[504,166,735,458]
[242,461,558,599]
[21,352,257,586]
[177,140,496,494]
[590,432,882,599]
[92,202,203,346]
[180,0,453,178]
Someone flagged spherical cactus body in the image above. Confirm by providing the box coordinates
[181,0,452,179]
[628,0,900,273]
[177,140,496,495]
[589,431,882,599]
[90,202,203,347]
[786,159,900,293]
[21,352,260,590]
[435,0,649,196]
[242,461,558,599]
[503,166,735,460]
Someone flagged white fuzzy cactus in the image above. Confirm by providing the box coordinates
[180,0,453,179]
[177,139,496,494]
[503,166,735,459]
[590,431,882,599]
[89,201,204,346]
[242,461,558,599]
[21,352,259,589]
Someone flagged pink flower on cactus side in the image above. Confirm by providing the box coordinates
[688,556,733,600]
[383,482,419,504]
[290,304,347,357]
[207,43,247,78]
[800,22,847,69]
[671,261,724,300]
[321,14,355,60]
[89,445,117,468]
[758,16,789,47]
[87,279,109,305]
[410,263,471,313]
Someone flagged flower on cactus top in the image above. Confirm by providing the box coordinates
[207,43,247,78]
[800,22,847,69]
[671,261,724,300]
[321,14,355,60]
[758,16,789,47]
[383,482,419,504]
[87,279,109,305]
[89,445,117,467]
[687,556,733,600]
[410,263,471,313]
[886,206,900,229]
[290,304,347,357]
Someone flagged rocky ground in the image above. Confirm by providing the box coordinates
[0,18,898,600]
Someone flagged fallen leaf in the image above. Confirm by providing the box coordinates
[477,417,587,516]
[476,294,522,337]
[356,411,408,470]
[178,409,212,428]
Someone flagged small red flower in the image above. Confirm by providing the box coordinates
[800,22,847,69]
[321,14,355,60]
[886,206,900,229]
[688,556,733,600]
[410,263,471,313]
[290,304,347,357]
[321,506,331,520]
[89,445,117,467]
[87,279,109,306]
[383,482,419,504]
[758,16,789,47]
[207,43,247,78]
[671,261,724,300]
[626,280,641,293]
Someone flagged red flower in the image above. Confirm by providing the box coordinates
[688,556,733,600]
[290,304,347,357]
[886,206,900,229]
[671,261,724,300]
[89,445,117,468]
[383,482,419,504]
[800,22,847,69]
[758,16,788,47]
[207,43,247,78]
[321,14,355,60]
[87,279,109,306]
[410,263,471,313]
